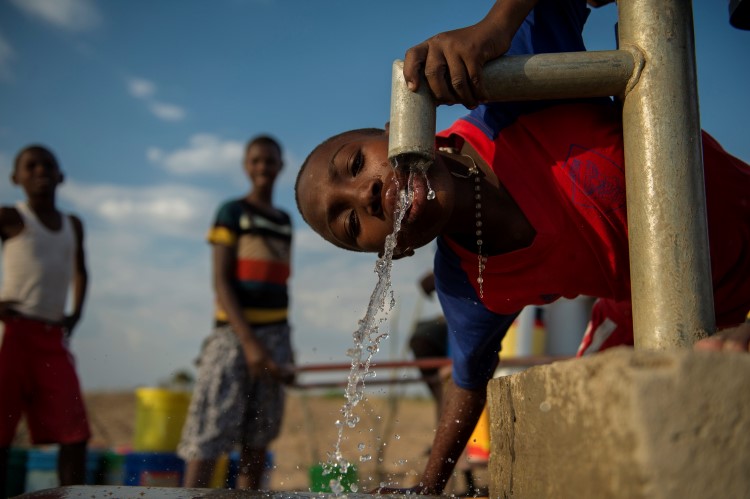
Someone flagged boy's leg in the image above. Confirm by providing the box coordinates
[58,440,87,485]
[176,326,247,486]
[236,446,266,490]
[0,446,8,499]
[238,323,292,490]
[183,459,217,488]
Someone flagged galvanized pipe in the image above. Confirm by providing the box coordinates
[618,0,714,349]
[388,50,637,166]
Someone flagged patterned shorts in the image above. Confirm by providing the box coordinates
[177,322,293,461]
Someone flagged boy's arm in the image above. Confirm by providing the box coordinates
[212,244,284,380]
[64,214,88,335]
[0,207,21,318]
[403,0,540,108]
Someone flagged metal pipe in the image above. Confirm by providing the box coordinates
[294,355,569,373]
[387,50,637,167]
[618,0,714,349]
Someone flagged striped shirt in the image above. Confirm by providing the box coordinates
[208,199,292,326]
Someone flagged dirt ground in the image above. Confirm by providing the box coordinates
[13,389,488,495]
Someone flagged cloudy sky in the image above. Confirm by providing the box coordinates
[0,1,748,391]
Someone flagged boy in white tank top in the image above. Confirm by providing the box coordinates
[0,145,90,490]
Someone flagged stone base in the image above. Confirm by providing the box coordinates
[487,347,750,498]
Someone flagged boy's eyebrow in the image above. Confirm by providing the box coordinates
[328,142,348,180]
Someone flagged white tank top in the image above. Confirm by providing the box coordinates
[0,201,75,322]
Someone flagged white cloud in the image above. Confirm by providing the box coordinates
[10,0,102,32]
[127,77,156,98]
[29,176,440,390]
[148,134,245,175]
[0,33,15,81]
[126,76,186,122]
[149,102,186,122]
[60,179,220,238]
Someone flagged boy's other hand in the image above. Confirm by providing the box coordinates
[62,312,82,335]
[694,322,750,353]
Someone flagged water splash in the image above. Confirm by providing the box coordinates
[325,167,411,493]
[324,156,434,495]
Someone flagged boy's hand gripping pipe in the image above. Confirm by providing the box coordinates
[387,50,639,169]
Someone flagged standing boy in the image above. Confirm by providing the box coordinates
[177,135,295,489]
[0,145,90,493]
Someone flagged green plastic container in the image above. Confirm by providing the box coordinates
[309,463,358,493]
[101,450,126,485]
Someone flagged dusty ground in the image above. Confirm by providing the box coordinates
[13,389,488,495]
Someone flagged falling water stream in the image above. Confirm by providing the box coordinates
[323,160,433,495]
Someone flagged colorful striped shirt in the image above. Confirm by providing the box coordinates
[207,198,292,326]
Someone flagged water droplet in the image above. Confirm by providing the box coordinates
[394,434,401,440]
[358,442,366,451]
[350,484,359,492]
[360,454,372,462]
[427,188,436,200]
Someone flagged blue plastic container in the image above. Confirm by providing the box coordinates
[25,448,58,493]
[124,452,184,487]
[86,448,104,484]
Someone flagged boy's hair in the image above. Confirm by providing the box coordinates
[294,128,385,227]
[246,134,283,159]
[14,144,59,173]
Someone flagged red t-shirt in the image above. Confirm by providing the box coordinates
[435,102,750,376]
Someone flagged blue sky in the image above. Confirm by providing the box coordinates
[0,0,748,391]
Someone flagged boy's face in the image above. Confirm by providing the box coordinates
[297,130,454,255]
[13,149,63,196]
[245,142,283,189]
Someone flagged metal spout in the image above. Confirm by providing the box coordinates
[388,59,436,169]
[387,50,637,170]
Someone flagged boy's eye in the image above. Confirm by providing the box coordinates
[346,209,359,241]
[350,151,363,177]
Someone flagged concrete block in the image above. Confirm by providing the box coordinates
[487,347,750,498]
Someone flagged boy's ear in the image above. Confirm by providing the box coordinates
[58,171,65,185]
[384,122,390,135]
[10,172,18,185]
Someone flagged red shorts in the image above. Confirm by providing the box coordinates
[0,317,91,446]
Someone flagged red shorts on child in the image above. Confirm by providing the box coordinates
[0,316,91,446]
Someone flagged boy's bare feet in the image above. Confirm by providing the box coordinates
[694,322,750,352]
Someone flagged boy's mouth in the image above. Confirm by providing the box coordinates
[402,172,427,225]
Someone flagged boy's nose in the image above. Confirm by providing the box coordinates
[358,179,383,217]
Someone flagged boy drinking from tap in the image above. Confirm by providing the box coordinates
[295,0,750,493]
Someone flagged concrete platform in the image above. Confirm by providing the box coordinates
[18,487,456,498]
[487,347,750,498]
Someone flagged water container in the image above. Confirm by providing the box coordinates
[101,450,126,485]
[86,448,103,484]
[132,387,191,452]
[6,448,27,497]
[309,463,358,493]
[466,406,490,465]
[124,452,184,487]
[24,447,58,493]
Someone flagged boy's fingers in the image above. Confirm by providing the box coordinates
[424,52,453,104]
[404,43,429,92]
[444,54,478,108]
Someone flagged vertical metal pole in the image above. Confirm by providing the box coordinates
[618,0,714,349]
